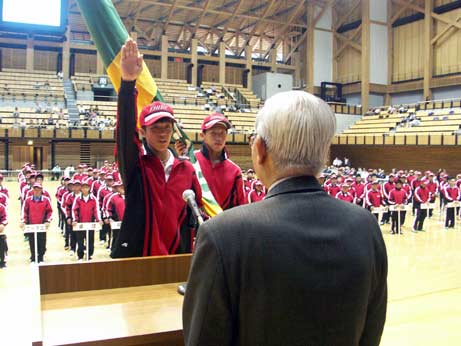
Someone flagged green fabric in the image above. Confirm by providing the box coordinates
[76,0,128,68]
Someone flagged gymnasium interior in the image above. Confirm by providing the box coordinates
[0,0,460,345]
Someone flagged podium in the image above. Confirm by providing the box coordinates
[32,255,192,346]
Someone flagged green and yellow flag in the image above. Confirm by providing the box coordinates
[76,0,222,217]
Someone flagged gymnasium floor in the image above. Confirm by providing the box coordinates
[1,180,461,345]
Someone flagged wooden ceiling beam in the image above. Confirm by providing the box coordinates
[209,0,245,54]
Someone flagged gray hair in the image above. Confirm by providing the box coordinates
[255,91,336,175]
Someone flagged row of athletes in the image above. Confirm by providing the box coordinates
[320,171,461,233]
[0,163,127,265]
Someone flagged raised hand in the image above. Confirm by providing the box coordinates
[121,38,143,82]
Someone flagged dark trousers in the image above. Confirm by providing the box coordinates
[401,210,407,225]
[429,198,436,217]
[446,207,455,228]
[110,229,120,252]
[391,211,401,233]
[413,205,427,231]
[76,230,94,260]
[29,232,46,262]
[57,203,64,231]
[100,223,110,242]
[0,234,7,265]
[65,222,77,251]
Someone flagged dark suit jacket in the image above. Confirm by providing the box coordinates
[183,175,387,346]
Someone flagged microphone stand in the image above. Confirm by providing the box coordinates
[178,211,204,296]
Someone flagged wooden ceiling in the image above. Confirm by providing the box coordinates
[68,0,333,58]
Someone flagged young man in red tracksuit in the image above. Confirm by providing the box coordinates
[101,180,118,249]
[411,171,422,216]
[244,169,256,198]
[353,175,366,207]
[335,184,355,203]
[248,180,266,203]
[426,173,438,218]
[111,38,202,258]
[326,175,341,198]
[105,180,125,251]
[72,164,88,182]
[21,183,52,263]
[72,180,102,261]
[388,180,408,234]
[443,178,460,229]
[177,112,246,211]
[413,179,431,232]
[0,203,8,268]
[97,174,114,245]
[55,177,69,232]
[365,181,383,220]
[381,174,395,225]
[62,180,81,254]
[91,170,105,197]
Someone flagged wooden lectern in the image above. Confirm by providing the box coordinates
[33,255,192,346]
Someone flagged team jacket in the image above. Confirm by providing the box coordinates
[0,185,9,198]
[335,191,355,203]
[365,190,383,208]
[443,186,460,202]
[105,193,126,221]
[101,190,116,218]
[72,194,101,223]
[72,173,88,182]
[21,196,53,224]
[383,182,395,199]
[0,192,8,207]
[55,185,66,204]
[244,179,255,196]
[326,184,341,198]
[111,80,203,258]
[196,145,246,210]
[427,181,438,196]
[91,179,104,197]
[62,192,78,220]
[402,183,412,199]
[414,186,430,203]
[388,188,408,205]
[97,186,113,218]
[352,182,365,199]
[411,179,421,190]
[248,190,265,203]
[0,203,7,225]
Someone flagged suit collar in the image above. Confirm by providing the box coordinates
[265,175,323,199]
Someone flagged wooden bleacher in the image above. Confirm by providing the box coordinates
[0,68,64,101]
[201,82,262,109]
[0,106,68,129]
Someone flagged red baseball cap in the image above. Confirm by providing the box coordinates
[112,180,123,187]
[105,175,114,181]
[140,101,175,127]
[32,183,43,189]
[201,113,231,132]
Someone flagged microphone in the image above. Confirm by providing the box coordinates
[182,189,204,225]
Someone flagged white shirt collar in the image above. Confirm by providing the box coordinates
[163,150,175,182]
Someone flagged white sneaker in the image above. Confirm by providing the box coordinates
[77,259,83,263]
[99,240,105,245]
[69,250,75,256]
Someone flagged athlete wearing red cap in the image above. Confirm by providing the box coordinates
[111,38,202,258]
[21,183,52,263]
[176,112,246,211]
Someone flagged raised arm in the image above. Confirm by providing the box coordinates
[117,38,144,187]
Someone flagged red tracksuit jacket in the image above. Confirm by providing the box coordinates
[21,196,53,224]
[195,146,246,210]
[0,186,9,198]
[106,193,125,221]
[248,190,266,203]
[335,191,355,203]
[383,182,395,199]
[101,191,115,218]
[443,186,460,201]
[0,203,7,225]
[414,186,430,203]
[353,182,365,199]
[389,188,407,205]
[327,184,341,198]
[63,192,77,220]
[72,194,101,223]
[366,190,383,208]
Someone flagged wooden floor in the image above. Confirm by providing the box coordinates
[1,181,461,345]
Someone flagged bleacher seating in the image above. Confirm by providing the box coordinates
[201,82,262,109]
[337,102,461,145]
[0,68,64,102]
[0,106,68,129]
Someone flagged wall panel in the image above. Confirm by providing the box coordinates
[74,53,97,74]
[392,21,424,82]
[433,9,461,76]
[1,47,27,69]
[34,50,58,72]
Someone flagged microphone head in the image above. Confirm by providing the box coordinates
[182,189,195,202]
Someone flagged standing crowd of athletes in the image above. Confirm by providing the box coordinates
[0,160,126,268]
[320,167,461,234]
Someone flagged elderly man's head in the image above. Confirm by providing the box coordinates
[251,91,336,187]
